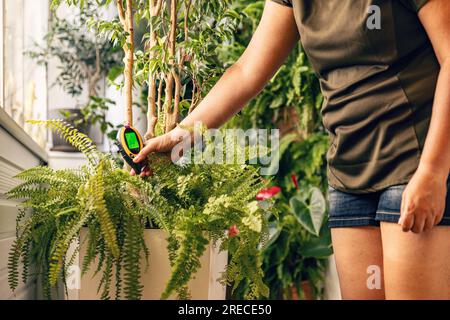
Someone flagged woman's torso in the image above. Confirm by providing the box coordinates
[279,0,440,193]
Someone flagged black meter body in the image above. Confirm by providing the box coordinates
[117,125,146,174]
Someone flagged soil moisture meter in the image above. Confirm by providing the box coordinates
[117,125,147,174]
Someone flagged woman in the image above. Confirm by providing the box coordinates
[132,0,450,299]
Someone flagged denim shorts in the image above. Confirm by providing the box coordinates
[328,179,450,228]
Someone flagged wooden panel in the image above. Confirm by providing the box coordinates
[0,127,42,170]
[0,200,20,238]
[0,160,21,196]
[0,126,45,300]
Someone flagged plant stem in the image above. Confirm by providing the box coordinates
[88,47,102,98]
[144,0,163,140]
[164,0,179,133]
[117,0,135,126]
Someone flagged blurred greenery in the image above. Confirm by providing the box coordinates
[28,2,123,141]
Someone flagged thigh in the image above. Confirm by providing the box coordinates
[328,187,384,299]
[332,227,385,300]
[381,222,450,300]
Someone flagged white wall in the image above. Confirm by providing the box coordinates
[0,125,45,300]
[324,255,342,300]
[2,0,48,148]
[0,0,49,300]
[22,0,49,147]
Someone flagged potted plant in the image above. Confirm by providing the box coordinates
[8,0,273,300]
[8,122,273,299]
[28,2,122,151]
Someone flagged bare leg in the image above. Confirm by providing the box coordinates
[381,222,450,300]
[331,227,385,300]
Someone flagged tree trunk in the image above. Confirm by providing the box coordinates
[164,0,179,133]
[117,0,135,126]
[144,0,163,140]
[88,47,101,98]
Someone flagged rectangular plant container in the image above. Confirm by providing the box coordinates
[72,228,228,300]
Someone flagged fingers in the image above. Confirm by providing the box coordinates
[130,167,151,178]
[401,211,415,232]
[399,195,415,232]
[434,212,444,225]
[400,197,440,233]
[411,215,425,234]
[399,193,406,225]
[424,215,435,232]
[139,165,152,178]
[134,139,159,163]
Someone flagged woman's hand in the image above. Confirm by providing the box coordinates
[399,166,447,233]
[129,130,183,178]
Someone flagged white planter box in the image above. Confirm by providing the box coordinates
[70,228,228,300]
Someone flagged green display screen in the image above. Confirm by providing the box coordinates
[125,132,140,150]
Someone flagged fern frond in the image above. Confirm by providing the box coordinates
[8,220,33,292]
[27,120,100,165]
[90,160,120,259]
[98,255,113,300]
[48,210,91,286]
[8,240,21,292]
[81,224,100,275]
[161,228,209,300]
[122,214,144,300]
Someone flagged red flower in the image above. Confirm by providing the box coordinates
[291,174,299,190]
[228,225,239,238]
[256,186,281,201]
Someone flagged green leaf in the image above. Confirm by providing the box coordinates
[289,187,326,236]
[301,219,332,259]
[107,65,124,82]
[300,232,332,259]
[309,187,327,233]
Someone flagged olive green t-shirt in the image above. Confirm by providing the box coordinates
[272,0,439,193]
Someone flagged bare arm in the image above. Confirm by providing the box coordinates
[178,1,299,129]
[399,0,450,232]
[416,0,450,175]
[133,1,299,171]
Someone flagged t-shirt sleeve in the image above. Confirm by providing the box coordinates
[401,0,429,12]
[271,0,293,7]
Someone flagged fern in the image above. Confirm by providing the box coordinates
[122,214,144,300]
[27,120,100,165]
[162,228,209,300]
[8,121,273,300]
[8,240,22,292]
[98,255,113,300]
[48,209,91,285]
[8,220,33,292]
[90,160,120,259]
